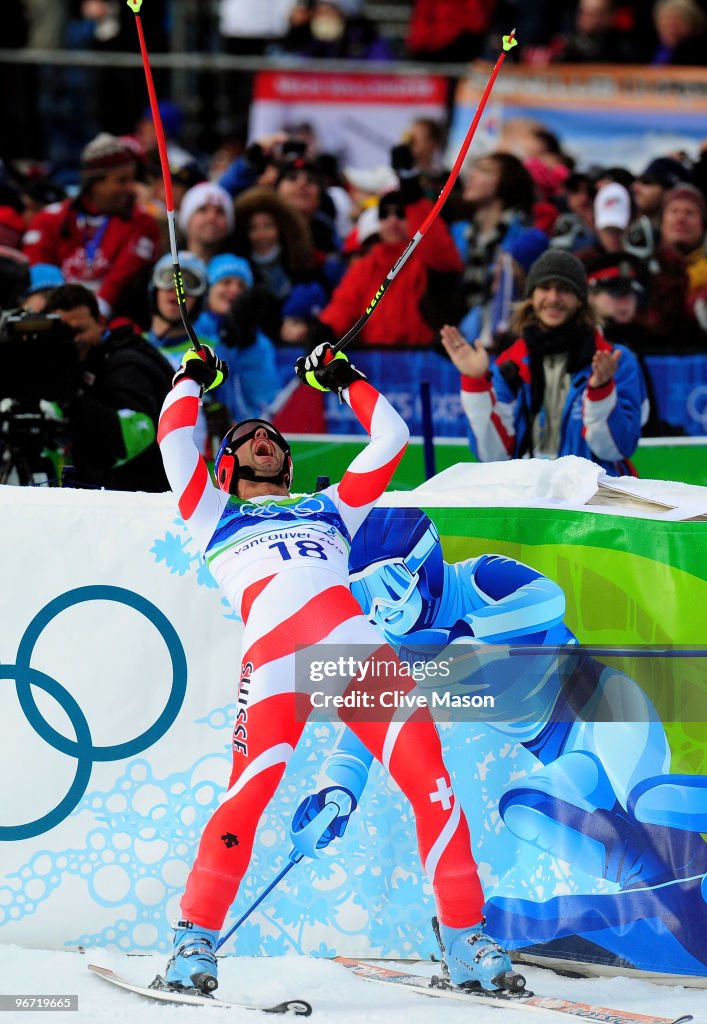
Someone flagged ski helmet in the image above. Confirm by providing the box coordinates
[348,507,444,635]
[214,419,293,495]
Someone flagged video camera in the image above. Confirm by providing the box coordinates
[0,310,80,485]
[0,310,80,404]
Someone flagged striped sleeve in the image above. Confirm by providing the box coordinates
[460,375,515,461]
[158,379,227,552]
[332,379,408,538]
[581,345,645,464]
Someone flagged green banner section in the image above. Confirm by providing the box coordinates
[429,507,707,776]
[289,439,707,494]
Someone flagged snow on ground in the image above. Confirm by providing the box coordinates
[2,947,705,1024]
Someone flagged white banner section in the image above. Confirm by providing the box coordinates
[0,487,409,959]
[249,71,447,170]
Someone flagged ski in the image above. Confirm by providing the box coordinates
[334,957,694,1024]
[88,964,312,1015]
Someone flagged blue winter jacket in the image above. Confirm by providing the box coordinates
[460,330,648,477]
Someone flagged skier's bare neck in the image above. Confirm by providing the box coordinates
[236,480,289,500]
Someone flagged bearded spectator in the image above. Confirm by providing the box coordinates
[22,133,159,319]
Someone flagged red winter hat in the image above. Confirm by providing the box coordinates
[662,184,707,224]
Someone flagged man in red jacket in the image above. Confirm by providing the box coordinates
[317,189,462,347]
[23,133,160,319]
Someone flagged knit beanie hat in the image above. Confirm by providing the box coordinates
[140,100,184,139]
[207,253,253,288]
[80,133,137,182]
[178,182,235,234]
[525,250,588,303]
[503,228,549,274]
[662,183,707,225]
[26,262,65,296]
[282,280,328,319]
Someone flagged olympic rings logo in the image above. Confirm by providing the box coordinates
[239,497,326,518]
[0,586,187,841]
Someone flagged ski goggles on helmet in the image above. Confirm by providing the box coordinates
[152,262,206,297]
[214,419,292,494]
[228,419,288,450]
[350,521,439,621]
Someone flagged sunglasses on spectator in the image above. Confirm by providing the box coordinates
[379,206,406,220]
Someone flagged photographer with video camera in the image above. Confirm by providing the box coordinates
[0,247,72,486]
[39,284,174,491]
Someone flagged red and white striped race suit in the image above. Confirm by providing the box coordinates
[158,376,484,931]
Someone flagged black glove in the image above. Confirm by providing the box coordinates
[221,286,271,350]
[172,346,228,392]
[391,147,424,206]
[391,143,416,176]
[295,342,366,396]
[244,143,267,177]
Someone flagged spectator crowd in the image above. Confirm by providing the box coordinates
[2,0,707,488]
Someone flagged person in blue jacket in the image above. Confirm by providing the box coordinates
[441,250,649,477]
[194,253,279,423]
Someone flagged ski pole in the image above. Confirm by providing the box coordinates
[126,0,202,352]
[216,798,343,951]
[332,30,518,353]
[216,852,302,951]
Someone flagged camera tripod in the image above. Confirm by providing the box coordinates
[0,442,57,486]
[0,401,65,486]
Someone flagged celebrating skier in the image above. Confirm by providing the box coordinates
[156,341,525,997]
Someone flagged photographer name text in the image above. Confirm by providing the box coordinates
[310,690,494,710]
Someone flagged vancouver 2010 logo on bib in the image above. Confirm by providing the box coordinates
[239,497,326,519]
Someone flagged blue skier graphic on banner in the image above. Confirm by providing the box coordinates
[295,506,707,976]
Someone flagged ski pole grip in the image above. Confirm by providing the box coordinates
[290,801,341,860]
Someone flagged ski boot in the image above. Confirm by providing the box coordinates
[162,920,220,995]
[432,916,526,994]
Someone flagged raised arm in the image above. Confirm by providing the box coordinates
[582,343,648,465]
[157,349,229,553]
[296,344,409,537]
[441,325,516,462]
[336,378,409,536]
